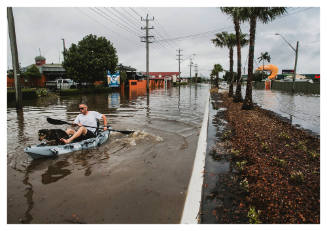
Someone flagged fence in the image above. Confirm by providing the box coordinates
[253,81,320,94]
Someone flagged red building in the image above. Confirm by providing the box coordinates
[144,72,180,81]
[7,56,65,88]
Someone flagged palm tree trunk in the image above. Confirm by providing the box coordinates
[242,16,256,110]
[228,47,234,97]
[233,16,243,102]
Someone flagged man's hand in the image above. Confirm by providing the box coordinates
[103,126,108,131]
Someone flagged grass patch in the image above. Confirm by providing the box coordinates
[248,206,261,224]
[290,171,304,184]
[273,156,287,167]
[278,131,290,140]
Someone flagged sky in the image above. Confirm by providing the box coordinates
[5,2,321,78]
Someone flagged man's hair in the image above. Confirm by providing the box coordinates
[79,103,88,108]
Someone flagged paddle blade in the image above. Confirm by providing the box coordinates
[47,117,71,125]
[110,129,134,134]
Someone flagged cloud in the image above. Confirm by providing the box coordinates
[7,7,320,77]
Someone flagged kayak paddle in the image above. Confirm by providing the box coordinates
[46,117,134,134]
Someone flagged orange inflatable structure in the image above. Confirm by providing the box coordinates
[256,64,279,80]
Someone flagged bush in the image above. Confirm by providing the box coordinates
[248,206,261,224]
[236,160,247,171]
[240,178,249,192]
[36,88,48,97]
[290,171,304,184]
[273,156,287,167]
[253,70,268,82]
[309,151,319,160]
[278,132,290,140]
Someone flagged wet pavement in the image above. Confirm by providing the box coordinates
[200,89,248,223]
[7,84,209,224]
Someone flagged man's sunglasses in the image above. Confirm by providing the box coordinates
[79,107,85,110]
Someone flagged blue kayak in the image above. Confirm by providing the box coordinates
[24,130,110,159]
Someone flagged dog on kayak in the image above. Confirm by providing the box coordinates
[38,129,70,145]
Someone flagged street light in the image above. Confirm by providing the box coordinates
[275,33,299,93]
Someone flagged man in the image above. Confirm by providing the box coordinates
[60,103,107,144]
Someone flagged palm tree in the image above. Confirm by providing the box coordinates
[211,64,224,88]
[221,7,249,102]
[257,51,271,79]
[233,33,249,102]
[212,32,237,97]
[241,7,287,110]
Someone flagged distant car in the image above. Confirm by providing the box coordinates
[45,79,78,90]
[220,81,228,89]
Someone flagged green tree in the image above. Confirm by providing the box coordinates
[257,51,271,79]
[212,32,237,97]
[241,7,287,110]
[63,34,118,84]
[221,7,249,102]
[24,64,41,80]
[211,64,224,88]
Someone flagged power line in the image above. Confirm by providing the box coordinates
[108,7,166,50]
[92,7,140,37]
[75,7,137,44]
[142,7,179,48]
[104,7,142,36]
[155,25,232,43]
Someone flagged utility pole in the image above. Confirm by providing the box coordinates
[141,14,154,93]
[194,64,198,84]
[275,33,299,93]
[7,7,22,109]
[62,38,66,62]
[293,41,299,93]
[176,49,183,82]
[189,58,193,83]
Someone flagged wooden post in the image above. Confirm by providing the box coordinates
[7,7,22,108]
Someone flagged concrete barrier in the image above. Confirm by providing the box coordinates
[180,93,210,224]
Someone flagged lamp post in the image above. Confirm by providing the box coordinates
[275,33,299,93]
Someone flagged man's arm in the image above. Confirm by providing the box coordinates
[102,114,108,131]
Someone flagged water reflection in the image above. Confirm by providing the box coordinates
[108,92,120,108]
[41,160,72,184]
[22,166,34,224]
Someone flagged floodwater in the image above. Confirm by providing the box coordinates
[244,87,320,135]
[7,84,209,224]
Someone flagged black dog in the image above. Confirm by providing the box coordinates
[38,129,70,145]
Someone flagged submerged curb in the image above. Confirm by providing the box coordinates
[180,93,210,224]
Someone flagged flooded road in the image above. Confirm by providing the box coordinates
[7,84,209,224]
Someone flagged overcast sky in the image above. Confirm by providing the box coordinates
[6,4,321,78]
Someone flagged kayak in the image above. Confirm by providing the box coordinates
[24,130,110,159]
